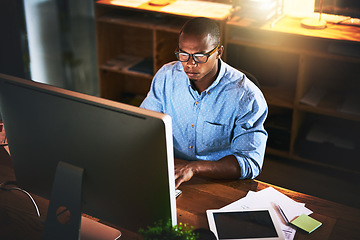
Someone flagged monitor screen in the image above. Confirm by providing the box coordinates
[315,0,360,19]
[0,74,177,238]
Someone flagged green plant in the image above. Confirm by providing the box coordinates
[139,219,199,240]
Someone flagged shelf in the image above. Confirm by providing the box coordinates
[99,70,152,102]
[293,113,360,173]
[97,14,159,29]
[297,104,360,122]
[297,88,360,120]
[297,55,360,122]
[100,54,153,78]
[266,148,360,175]
[96,0,232,21]
[97,10,186,33]
[227,16,360,63]
[291,154,360,175]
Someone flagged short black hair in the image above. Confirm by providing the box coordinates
[180,17,220,47]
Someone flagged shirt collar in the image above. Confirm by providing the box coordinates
[178,59,225,93]
[208,58,225,92]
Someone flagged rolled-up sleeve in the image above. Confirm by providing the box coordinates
[232,91,268,179]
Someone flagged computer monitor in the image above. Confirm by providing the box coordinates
[0,73,177,239]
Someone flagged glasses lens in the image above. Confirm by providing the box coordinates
[176,52,190,62]
[193,54,208,63]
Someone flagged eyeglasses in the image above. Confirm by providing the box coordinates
[175,44,219,64]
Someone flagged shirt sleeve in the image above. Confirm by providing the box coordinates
[232,87,268,179]
[139,66,167,113]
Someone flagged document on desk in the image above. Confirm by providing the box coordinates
[161,1,232,19]
[220,187,313,240]
[110,0,149,8]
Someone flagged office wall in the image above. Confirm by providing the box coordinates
[0,0,29,79]
[24,0,99,96]
[0,0,30,121]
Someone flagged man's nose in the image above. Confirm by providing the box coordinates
[186,55,197,66]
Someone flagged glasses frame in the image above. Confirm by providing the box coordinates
[175,44,220,64]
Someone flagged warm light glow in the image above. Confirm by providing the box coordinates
[283,0,315,17]
[256,0,279,11]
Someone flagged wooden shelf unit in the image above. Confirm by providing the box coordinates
[226,16,360,174]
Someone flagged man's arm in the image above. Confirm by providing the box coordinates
[174,156,241,189]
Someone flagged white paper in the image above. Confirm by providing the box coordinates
[299,86,326,107]
[161,1,232,19]
[339,94,360,116]
[110,0,149,8]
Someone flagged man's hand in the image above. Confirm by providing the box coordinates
[174,156,241,189]
[174,158,198,189]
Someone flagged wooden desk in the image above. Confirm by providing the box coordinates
[0,146,359,240]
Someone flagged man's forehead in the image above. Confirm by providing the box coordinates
[179,33,215,49]
[179,32,212,42]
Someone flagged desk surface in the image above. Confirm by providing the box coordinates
[0,146,359,240]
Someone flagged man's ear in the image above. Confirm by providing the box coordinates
[217,45,224,59]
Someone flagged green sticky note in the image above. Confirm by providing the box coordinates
[290,214,322,233]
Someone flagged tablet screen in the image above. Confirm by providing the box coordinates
[207,209,284,240]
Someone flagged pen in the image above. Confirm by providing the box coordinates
[276,204,290,224]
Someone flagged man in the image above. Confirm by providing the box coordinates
[140,17,267,189]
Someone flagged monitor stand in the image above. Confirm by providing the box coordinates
[80,215,121,240]
[42,161,121,240]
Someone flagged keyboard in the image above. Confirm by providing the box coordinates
[175,189,182,198]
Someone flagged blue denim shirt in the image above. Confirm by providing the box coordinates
[140,60,268,179]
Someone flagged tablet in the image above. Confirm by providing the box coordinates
[206,208,284,240]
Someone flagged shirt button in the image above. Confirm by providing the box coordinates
[190,145,193,149]
[195,101,199,105]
